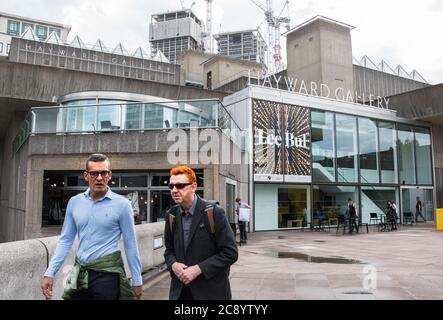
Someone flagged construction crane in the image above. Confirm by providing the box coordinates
[179,0,195,10]
[250,0,291,73]
[204,0,213,53]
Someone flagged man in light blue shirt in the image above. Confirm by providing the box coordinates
[41,153,143,300]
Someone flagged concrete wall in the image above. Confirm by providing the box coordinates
[0,111,27,243]
[286,19,354,95]
[0,222,165,300]
[388,83,443,120]
[203,56,262,90]
[178,50,213,86]
[0,60,227,104]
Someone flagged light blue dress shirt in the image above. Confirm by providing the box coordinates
[44,187,142,286]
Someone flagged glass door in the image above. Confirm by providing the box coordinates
[401,187,434,222]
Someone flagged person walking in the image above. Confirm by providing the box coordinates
[164,166,238,300]
[40,153,143,300]
[235,197,252,244]
[347,198,359,234]
[415,197,427,222]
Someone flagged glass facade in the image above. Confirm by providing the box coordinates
[398,125,416,185]
[254,107,434,231]
[358,117,379,183]
[313,185,358,225]
[312,111,335,183]
[335,114,358,183]
[378,121,398,183]
[414,127,432,185]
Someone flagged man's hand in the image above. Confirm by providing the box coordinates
[132,285,143,299]
[178,265,202,286]
[172,262,188,279]
[41,276,53,300]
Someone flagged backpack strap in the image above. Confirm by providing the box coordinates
[168,213,175,233]
[167,205,179,234]
[204,204,216,235]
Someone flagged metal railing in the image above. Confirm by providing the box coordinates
[13,99,245,154]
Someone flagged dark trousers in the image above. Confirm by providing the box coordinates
[349,218,359,234]
[416,211,426,222]
[239,221,248,241]
[179,286,194,300]
[71,270,120,300]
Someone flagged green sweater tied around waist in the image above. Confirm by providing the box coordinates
[62,250,136,300]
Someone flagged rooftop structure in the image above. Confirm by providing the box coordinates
[214,29,267,67]
[149,9,206,64]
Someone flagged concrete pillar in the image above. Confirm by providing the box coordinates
[286,16,354,97]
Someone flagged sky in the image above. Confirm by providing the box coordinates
[2,0,443,84]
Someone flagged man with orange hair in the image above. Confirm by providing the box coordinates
[164,166,238,300]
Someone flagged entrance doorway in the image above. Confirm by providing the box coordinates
[254,184,310,230]
[401,187,434,222]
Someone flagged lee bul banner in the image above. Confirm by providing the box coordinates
[253,99,312,183]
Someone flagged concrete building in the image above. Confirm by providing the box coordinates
[177,49,213,88]
[149,9,205,64]
[202,54,263,90]
[6,91,246,241]
[214,29,267,67]
[214,16,428,101]
[1,11,441,244]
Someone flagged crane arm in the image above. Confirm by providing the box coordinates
[249,0,267,13]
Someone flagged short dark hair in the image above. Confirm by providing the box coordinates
[86,153,110,170]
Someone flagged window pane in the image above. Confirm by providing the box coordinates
[398,125,416,184]
[21,23,34,34]
[63,106,97,132]
[7,20,19,35]
[151,174,170,187]
[124,104,143,129]
[378,122,398,183]
[36,25,48,41]
[313,185,358,223]
[121,176,148,188]
[33,108,59,133]
[360,186,398,224]
[144,103,177,129]
[358,118,379,183]
[67,176,88,187]
[98,104,121,130]
[312,110,335,182]
[415,127,432,185]
[336,114,358,183]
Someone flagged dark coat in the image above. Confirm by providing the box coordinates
[164,196,238,300]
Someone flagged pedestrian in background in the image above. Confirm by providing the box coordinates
[235,197,252,244]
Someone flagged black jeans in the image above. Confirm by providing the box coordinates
[71,270,120,300]
[239,221,248,241]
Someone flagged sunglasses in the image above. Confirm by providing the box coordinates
[87,170,110,178]
[168,183,193,190]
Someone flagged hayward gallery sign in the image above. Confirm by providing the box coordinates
[248,70,391,109]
